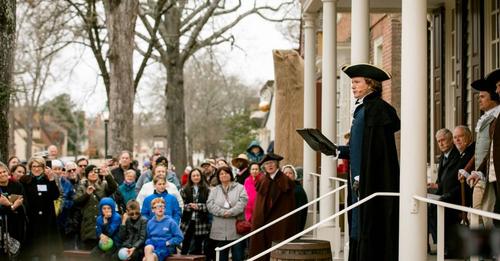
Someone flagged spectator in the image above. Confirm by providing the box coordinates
[246,140,265,163]
[90,197,122,259]
[155,156,181,190]
[7,156,20,170]
[180,168,210,255]
[0,162,26,259]
[141,175,181,224]
[135,155,160,194]
[118,200,147,261]
[207,166,248,261]
[9,164,26,181]
[111,151,140,185]
[231,154,250,185]
[180,166,192,187]
[47,145,59,160]
[20,157,62,259]
[51,159,67,217]
[243,162,263,222]
[119,169,138,205]
[200,159,218,187]
[282,165,308,234]
[249,153,296,261]
[144,197,183,261]
[74,164,118,250]
[216,158,229,169]
[76,158,89,180]
[136,164,183,211]
[61,161,82,250]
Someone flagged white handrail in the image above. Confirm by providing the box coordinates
[214,184,347,260]
[304,171,349,257]
[414,195,500,261]
[246,192,400,261]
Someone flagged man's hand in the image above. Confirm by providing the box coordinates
[458,169,470,180]
[466,171,485,187]
[427,183,438,190]
[122,212,129,225]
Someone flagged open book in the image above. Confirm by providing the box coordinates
[296,128,338,156]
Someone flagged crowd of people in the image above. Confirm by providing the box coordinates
[426,68,500,259]
[0,141,307,261]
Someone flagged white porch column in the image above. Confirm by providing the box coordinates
[302,12,317,225]
[319,0,338,251]
[351,0,370,64]
[400,1,427,261]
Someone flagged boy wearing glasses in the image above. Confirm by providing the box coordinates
[144,197,183,261]
[118,200,147,260]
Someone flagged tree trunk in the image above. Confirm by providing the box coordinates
[165,5,187,175]
[25,109,33,160]
[0,0,15,162]
[103,0,139,157]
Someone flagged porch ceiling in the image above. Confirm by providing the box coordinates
[302,0,445,13]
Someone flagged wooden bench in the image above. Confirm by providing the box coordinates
[62,250,92,261]
[166,254,205,261]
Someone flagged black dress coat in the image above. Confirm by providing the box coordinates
[0,181,27,255]
[356,92,400,261]
[20,174,62,257]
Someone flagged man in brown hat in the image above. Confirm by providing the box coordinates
[248,153,296,261]
[231,153,250,185]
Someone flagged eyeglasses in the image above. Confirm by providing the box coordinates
[78,165,87,168]
[67,169,77,173]
[31,165,43,169]
[153,204,165,209]
[127,211,140,217]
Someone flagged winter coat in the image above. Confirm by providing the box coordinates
[73,175,118,242]
[141,190,181,223]
[0,181,27,248]
[20,173,62,257]
[207,182,248,241]
[293,180,308,234]
[136,181,183,211]
[246,140,265,163]
[180,185,210,236]
[135,169,152,193]
[167,171,181,190]
[119,216,147,249]
[248,171,296,261]
[243,173,263,222]
[145,215,183,252]
[119,181,137,205]
[96,197,122,245]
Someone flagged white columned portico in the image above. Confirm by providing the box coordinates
[400,1,427,261]
[318,0,338,253]
[351,0,370,64]
[302,13,317,224]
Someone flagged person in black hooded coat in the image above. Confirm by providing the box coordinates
[338,64,400,261]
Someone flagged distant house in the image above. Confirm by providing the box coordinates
[12,110,68,160]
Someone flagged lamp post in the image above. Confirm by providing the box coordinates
[102,108,110,158]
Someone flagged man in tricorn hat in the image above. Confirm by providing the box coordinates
[248,153,296,261]
[337,63,400,261]
[462,70,500,228]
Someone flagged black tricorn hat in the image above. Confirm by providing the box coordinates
[341,63,392,82]
[486,69,500,87]
[471,78,500,101]
[259,152,284,165]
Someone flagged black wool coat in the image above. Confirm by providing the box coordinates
[356,92,400,261]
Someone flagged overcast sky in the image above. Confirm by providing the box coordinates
[45,13,298,116]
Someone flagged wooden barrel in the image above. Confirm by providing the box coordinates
[270,239,332,261]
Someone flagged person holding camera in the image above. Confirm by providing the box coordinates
[73,164,118,250]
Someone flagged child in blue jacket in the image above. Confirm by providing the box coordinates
[144,197,183,261]
[91,197,122,259]
[141,175,181,224]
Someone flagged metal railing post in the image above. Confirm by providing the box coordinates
[437,205,444,261]
[333,179,341,258]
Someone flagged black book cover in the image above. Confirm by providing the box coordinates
[296,128,338,156]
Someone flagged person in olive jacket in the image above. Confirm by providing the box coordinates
[73,164,118,250]
[20,157,62,260]
[117,200,147,261]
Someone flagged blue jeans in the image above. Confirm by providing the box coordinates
[215,239,246,261]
